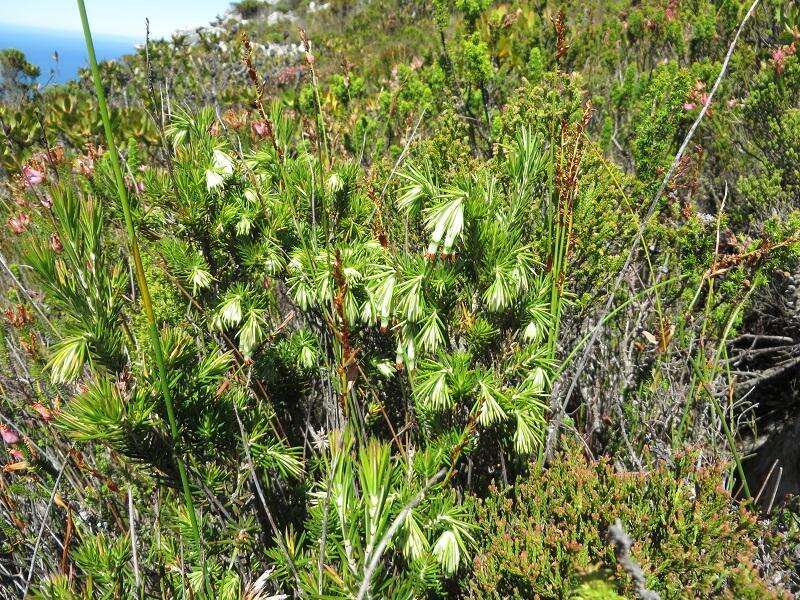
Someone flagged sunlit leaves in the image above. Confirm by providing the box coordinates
[397,160,437,216]
[166,106,215,149]
[413,358,453,411]
[476,371,507,426]
[196,351,233,389]
[238,306,268,358]
[306,430,473,596]
[510,380,548,454]
[359,439,394,558]
[506,127,549,211]
[286,329,319,369]
[25,97,570,599]
[216,286,246,328]
[212,285,272,357]
[402,511,430,561]
[522,277,553,342]
[423,188,465,257]
[161,238,213,293]
[363,264,396,329]
[56,377,126,442]
[483,257,517,312]
[394,271,426,322]
[47,334,90,383]
[417,310,445,353]
[28,185,126,381]
[239,238,286,275]
[430,499,475,575]
[251,438,304,479]
[413,352,547,455]
[432,530,459,574]
[71,533,133,598]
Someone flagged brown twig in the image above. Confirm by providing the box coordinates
[241,32,281,157]
[607,519,661,600]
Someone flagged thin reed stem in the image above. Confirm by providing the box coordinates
[75,0,209,594]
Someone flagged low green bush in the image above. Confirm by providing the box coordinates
[464,445,784,599]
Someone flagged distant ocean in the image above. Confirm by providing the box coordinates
[0,23,137,84]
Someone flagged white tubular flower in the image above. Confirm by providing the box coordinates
[206,148,235,191]
[206,169,224,191]
[326,172,343,193]
[212,148,234,174]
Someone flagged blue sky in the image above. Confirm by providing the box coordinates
[0,0,230,40]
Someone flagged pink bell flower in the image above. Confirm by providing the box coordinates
[22,165,44,187]
[0,425,19,445]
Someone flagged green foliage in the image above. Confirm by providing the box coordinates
[526,46,545,83]
[460,33,493,85]
[233,0,267,18]
[3,0,800,597]
[26,184,127,381]
[454,0,490,28]
[736,52,800,216]
[0,48,40,102]
[272,430,474,597]
[630,62,693,187]
[465,445,780,599]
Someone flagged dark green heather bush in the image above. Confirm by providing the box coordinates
[465,445,784,599]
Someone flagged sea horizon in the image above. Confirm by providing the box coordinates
[0,22,140,84]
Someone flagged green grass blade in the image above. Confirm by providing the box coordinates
[75,0,209,593]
